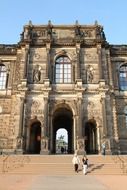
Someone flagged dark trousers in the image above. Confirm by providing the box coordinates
[102,149,105,155]
[74,164,78,172]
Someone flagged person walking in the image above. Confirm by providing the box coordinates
[72,153,80,173]
[102,142,106,156]
[82,155,88,175]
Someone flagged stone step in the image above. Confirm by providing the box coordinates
[0,155,126,175]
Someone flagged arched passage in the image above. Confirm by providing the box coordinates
[52,106,73,154]
[85,119,97,154]
[29,121,41,154]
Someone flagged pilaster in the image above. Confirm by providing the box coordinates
[100,95,107,139]
[112,98,119,140]
[16,96,25,153]
[76,43,81,79]
[97,45,103,80]
[106,51,113,86]
[43,97,49,137]
[46,43,51,79]
[24,44,30,79]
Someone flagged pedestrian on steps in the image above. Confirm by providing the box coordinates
[82,155,88,175]
[102,142,106,156]
[72,153,80,173]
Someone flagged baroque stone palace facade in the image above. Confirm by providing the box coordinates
[0,21,127,155]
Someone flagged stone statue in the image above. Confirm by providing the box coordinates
[42,138,48,150]
[75,20,81,36]
[96,26,106,40]
[20,32,24,41]
[47,20,52,37]
[87,67,94,83]
[17,137,23,149]
[77,136,84,151]
[101,28,106,40]
[33,65,41,83]
[78,140,84,150]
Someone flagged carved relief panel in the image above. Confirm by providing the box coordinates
[83,99,102,124]
[26,98,44,117]
[29,48,47,63]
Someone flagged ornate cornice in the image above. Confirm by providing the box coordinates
[18,22,108,47]
[110,45,127,56]
[0,45,17,55]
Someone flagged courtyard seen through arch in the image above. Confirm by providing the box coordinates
[56,128,68,154]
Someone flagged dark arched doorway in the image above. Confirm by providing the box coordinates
[52,106,73,154]
[85,119,97,154]
[29,121,41,154]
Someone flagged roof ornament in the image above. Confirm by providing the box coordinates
[94,20,98,25]
[75,20,79,26]
[28,20,33,27]
[47,20,52,36]
[75,20,81,36]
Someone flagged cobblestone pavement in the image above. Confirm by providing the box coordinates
[0,174,127,190]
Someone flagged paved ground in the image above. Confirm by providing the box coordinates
[0,174,127,190]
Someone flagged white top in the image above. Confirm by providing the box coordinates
[72,155,80,165]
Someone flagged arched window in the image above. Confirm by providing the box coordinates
[55,56,71,83]
[0,64,7,89]
[119,64,127,90]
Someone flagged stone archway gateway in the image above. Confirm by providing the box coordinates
[51,106,73,154]
[85,119,98,154]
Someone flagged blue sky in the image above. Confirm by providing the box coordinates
[0,0,127,44]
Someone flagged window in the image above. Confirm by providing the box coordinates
[0,64,7,89]
[119,64,127,90]
[124,106,127,128]
[55,56,71,83]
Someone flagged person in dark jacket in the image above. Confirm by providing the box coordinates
[82,156,88,175]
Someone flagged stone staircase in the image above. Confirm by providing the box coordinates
[0,155,127,175]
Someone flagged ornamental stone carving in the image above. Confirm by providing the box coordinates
[26,100,44,116]
[85,53,98,61]
[82,29,95,38]
[31,100,43,114]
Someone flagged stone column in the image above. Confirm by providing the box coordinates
[97,45,103,80]
[22,101,27,151]
[77,98,82,138]
[112,98,119,140]
[43,97,49,137]
[17,97,25,152]
[76,43,81,79]
[26,125,30,153]
[100,96,107,140]
[18,97,25,137]
[24,45,30,79]
[73,115,76,152]
[50,114,53,153]
[46,43,51,79]
[106,51,113,86]
[97,127,101,153]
